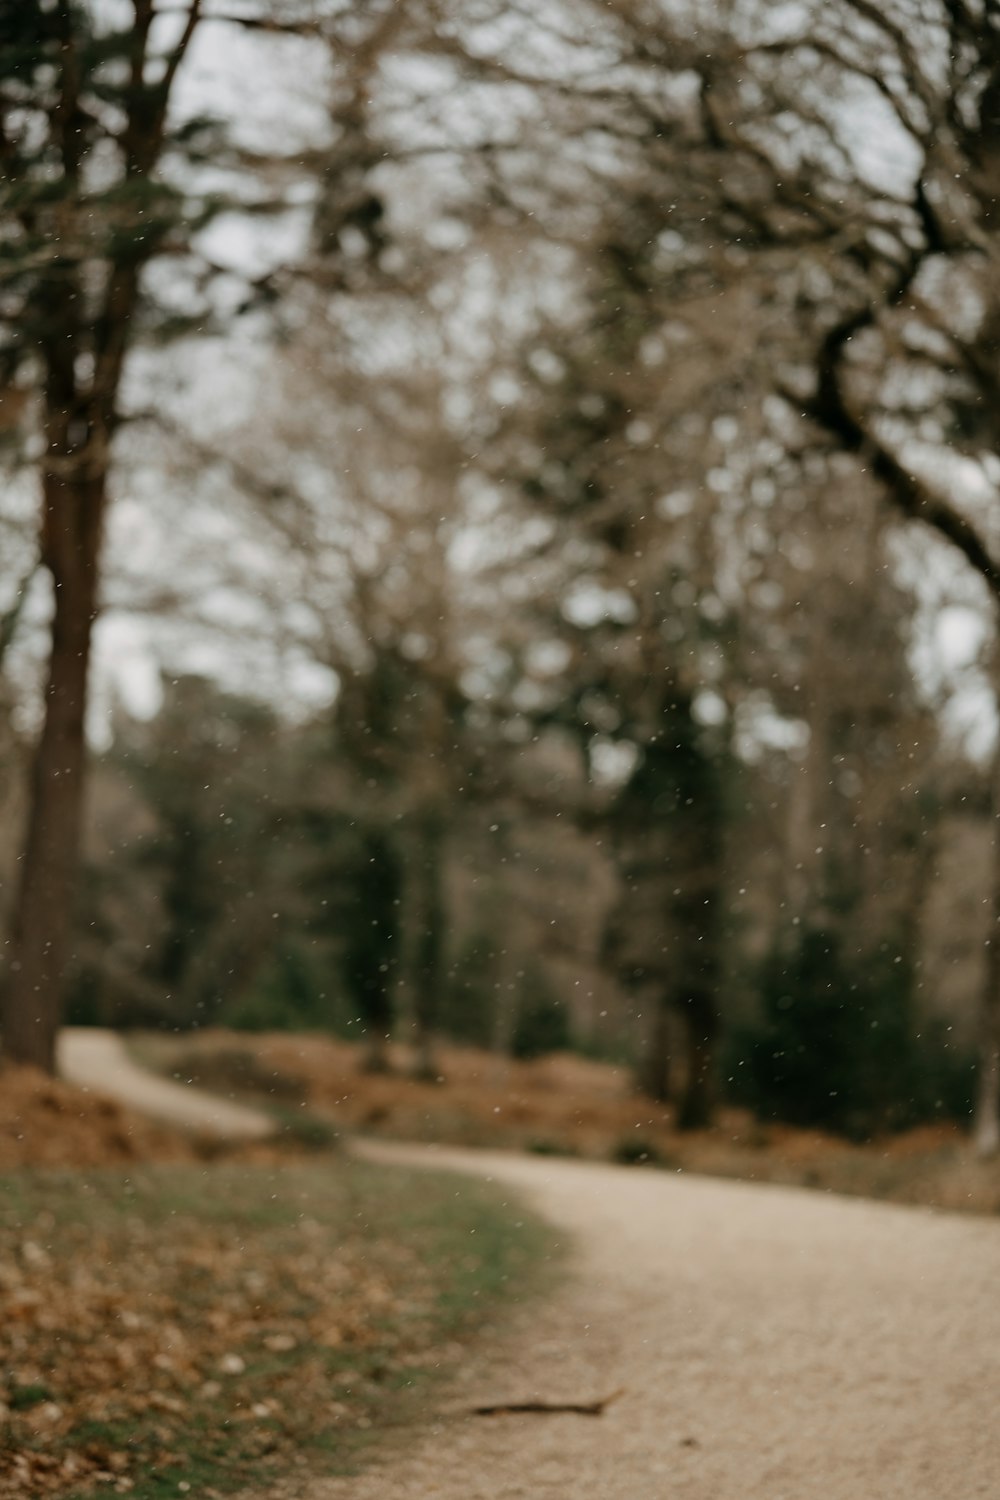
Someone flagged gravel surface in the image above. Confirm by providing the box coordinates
[57,1027,274,1139]
[51,1037,1000,1496]
[307,1140,1000,1500]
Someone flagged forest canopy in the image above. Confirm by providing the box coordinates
[1,0,999,1149]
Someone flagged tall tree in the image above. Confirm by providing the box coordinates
[552,0,1000,1146]
[0,2,218,1068]
[690,0,1000,1150]
[794,0,1000,1155]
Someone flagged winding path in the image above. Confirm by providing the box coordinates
[320,1140,1000,1500]
[56,1031,1000,1496]
[56,1026,274,1139]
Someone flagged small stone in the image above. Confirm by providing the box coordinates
[263,1333,296,1353]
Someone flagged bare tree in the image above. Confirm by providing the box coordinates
[0,2,211,1069]
[546,0,1000,1146]
[0,0,443,1070]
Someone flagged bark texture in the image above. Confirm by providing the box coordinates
[974,741,1000,1157]
[606,686,725,1129]
[405,813,445,1082]
[1,1,204,1068]
[3,472,104,1070]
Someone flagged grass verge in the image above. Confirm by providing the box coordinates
[0,1159,559,1499]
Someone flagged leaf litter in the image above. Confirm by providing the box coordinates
[0,1115,544,1500]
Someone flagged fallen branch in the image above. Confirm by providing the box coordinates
[471,1388,625,1417]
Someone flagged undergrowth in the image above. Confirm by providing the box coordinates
[0,1160,558,1499]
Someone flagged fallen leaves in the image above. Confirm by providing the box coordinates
[0,1163,459,1499]
[0,1067,195,1170]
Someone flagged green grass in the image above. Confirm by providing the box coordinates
[0,1159,560,1500]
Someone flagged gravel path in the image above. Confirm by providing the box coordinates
[56,1027,274,1139]
[313,1140,1000,1500]
[53,1035,1000,1495]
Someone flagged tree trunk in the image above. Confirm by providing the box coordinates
[408,814,445,1082]
[974,734,1000,1156]
[349,829,399,1075]
[676,987,718,1131]
[635,991,673,1102]
[610,687,725,1127]
[785,684,829,925]
[974,1010,1000,1157]
[486,824,517,1084]
[2,471,104,1072]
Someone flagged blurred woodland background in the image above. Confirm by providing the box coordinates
[3,0,1000,1151]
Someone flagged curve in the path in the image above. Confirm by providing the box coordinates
[57,1027,274,1140]
[307,1139,1000,1500]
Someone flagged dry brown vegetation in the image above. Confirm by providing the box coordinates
[0,1040,994,1500]
[1,1196,406,1497]
[0,1068,197,1171]
[0,1121,553,1500]
[137,1031,1000,1218]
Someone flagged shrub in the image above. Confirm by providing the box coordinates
[511,970,572,1059]
[611,1135,668,1166]
[440,933,499,1047]
[726,926,974,1139]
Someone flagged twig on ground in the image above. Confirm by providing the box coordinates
[471,1388,625,1417]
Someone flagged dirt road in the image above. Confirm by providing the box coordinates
[56,1027,274,1139]
[311,1140,1000,1500]
[53,1034,999,1495]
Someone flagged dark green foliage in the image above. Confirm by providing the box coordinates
[339,828,401,1041]
[526,1137,575,1156]
[440,933,499,1047]
[912,1019,978,1124]
[611,1136,669,1167]
[226,948,342,1034]
[67,676,462,1044]
[69,681,349,1035]
[511,969,572,1059]
[7,1383,52,1412]
[605,684,727,1124]
[728,927,976,1138]
[130,682,300,1029]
